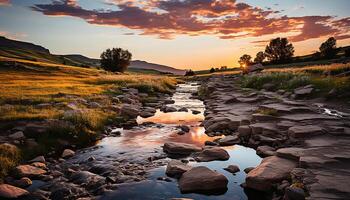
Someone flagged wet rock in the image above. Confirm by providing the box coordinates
[246,156,298,191]
[192,110,201,115]
[177,125,190,133]
[224,165,240,174]
[256,145,276,157]
[139,111,155,118]
[28,156,45,163]
[288,125,324,138]
[237,125,252,138]
[70,171,105,185]
[179,166,228,193]
[164,99,175,104]
[194,147,229,162]
[178,107,189,112]
[120,104,140,118]
[9,131,25,140]
[61,149,75,158]
[206,121,230,133]
[204,141,217,146]
[163,142,202,155]
[14,165,46,178]
[294,86,313,98]
[166,160,192,178]
[244,167,254,174]
[284,186,305,200]
[0,184,29,199]
[12,177,32,188]
[218,135,240,146]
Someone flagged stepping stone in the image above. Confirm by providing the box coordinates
[288,125,324,138]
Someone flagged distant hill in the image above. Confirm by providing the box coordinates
[129,60,185,75]
[0,36,185,75]
[0,36,49,54]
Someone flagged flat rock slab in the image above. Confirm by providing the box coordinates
[260,103,311,113]
[15,165,46,178]
[0,184,29,199]
[166,160,192,178]
[276,147,305,160]
[163,142,202,155]
[194,147,229,162]
[218,135,240,146]
[179,166,228,193]
[246,156,298,191]
[281,114,336,121]
[288,125,324,138]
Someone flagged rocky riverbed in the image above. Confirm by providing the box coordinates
[200,75,350,200]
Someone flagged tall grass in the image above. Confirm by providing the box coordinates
[0,143,20,181]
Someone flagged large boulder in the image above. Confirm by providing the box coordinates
[0,184,29,199]
[288,125,324,138]
[163,142,202,155]
[246,156,298,191]
[166,160,192,178]
[194,147,229,162]
[14,165,46,178]
[256,145,276,157]
[218,135,240,146]
[120,104,140,118]
[61,149,75,158]
[179,166,228,193]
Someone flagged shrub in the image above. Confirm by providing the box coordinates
[0,143,20,181]
[100,48,132,72]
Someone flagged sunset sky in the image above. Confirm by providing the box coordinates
[1,0,350,70]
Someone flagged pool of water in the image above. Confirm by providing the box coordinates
[77,82,262,200]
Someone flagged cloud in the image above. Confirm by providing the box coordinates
[31,0,350,42]
[0,0,11,6]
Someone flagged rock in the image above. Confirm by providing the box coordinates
[0,184,29,199]
[294,86,313,97]
[163,142,202,155]
[23,124,47,138]
[263,83,275,91]
[70,171,104,185]
[177,125,190,133]
[179,166,228,193]
[244,167,254,174]
[139,111,155,118]
[89,102,101,108]
[31,162,47,169]
[163,106,177,113]
[28,156,45,163]
[284,186,305,200]
[177,131,186,135]
[164,99,175,104]
[256,145,276,157]
[204,141,217,146]
[166,160,192,178]
[218,135,240,146]
[157,177,172,182]
[13,177,32,188]
[192,110,201,115]
[237,125,252,138]
[8,131,25,140]
[288,125,324,138]
[246,156,298,191]
[206,121,229,133]
[224,165,240,174]
[194,147,229,162]
[120,104,140,118]
[178,107,189,112]
[14,165,46,178]
[276,148,304,161]
[61,149,75,158]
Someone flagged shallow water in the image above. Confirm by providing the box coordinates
[80,83,262,199]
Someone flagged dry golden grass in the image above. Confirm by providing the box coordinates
[0,56,177,121]
[264,62,350,75]
[0,143,20,181]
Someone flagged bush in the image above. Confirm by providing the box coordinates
[0,143,20,181]
[100,48,132,72]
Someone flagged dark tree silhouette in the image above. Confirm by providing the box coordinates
[345,48,350,57]
[185,70,195,76]
[319,37,338,59]
[100,48,132,72]
[254,51,265,63]
[210,67,215,73]
[238,54,252,67]
[264,37,294,63]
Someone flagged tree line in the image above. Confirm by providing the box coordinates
[238,37,341,67]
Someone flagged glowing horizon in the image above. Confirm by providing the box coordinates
[1,0,349,70]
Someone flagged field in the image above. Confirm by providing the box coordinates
[0,56,177,161]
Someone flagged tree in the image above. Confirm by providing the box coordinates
[210,67,215,73]
[254,51,265,63]
[100,47,132,72]
[319,37,337,59]
[185,70,195,76]
[238,54,252,67]
[264,37,294,63]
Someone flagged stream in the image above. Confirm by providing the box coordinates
[71,82,262,200]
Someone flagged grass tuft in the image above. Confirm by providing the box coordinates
[0,143,21,181]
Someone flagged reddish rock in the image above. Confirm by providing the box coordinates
[0,184,29,199]
[195,147,229,162]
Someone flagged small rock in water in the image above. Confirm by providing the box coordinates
[178,107,189,112]
[177,125,190,133]
[194,147,229,162]
[61,149,75,158]
[224,165,240,174]
[157,177,172,182]
[177,131,186,135]
[244,167,255,174]
[166,160,192,178]
[163,142,202,155]
[204,141,217,146]
[192,110,201,115]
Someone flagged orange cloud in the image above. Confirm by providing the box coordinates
[0,0,10,6]
[31,0,350,43]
